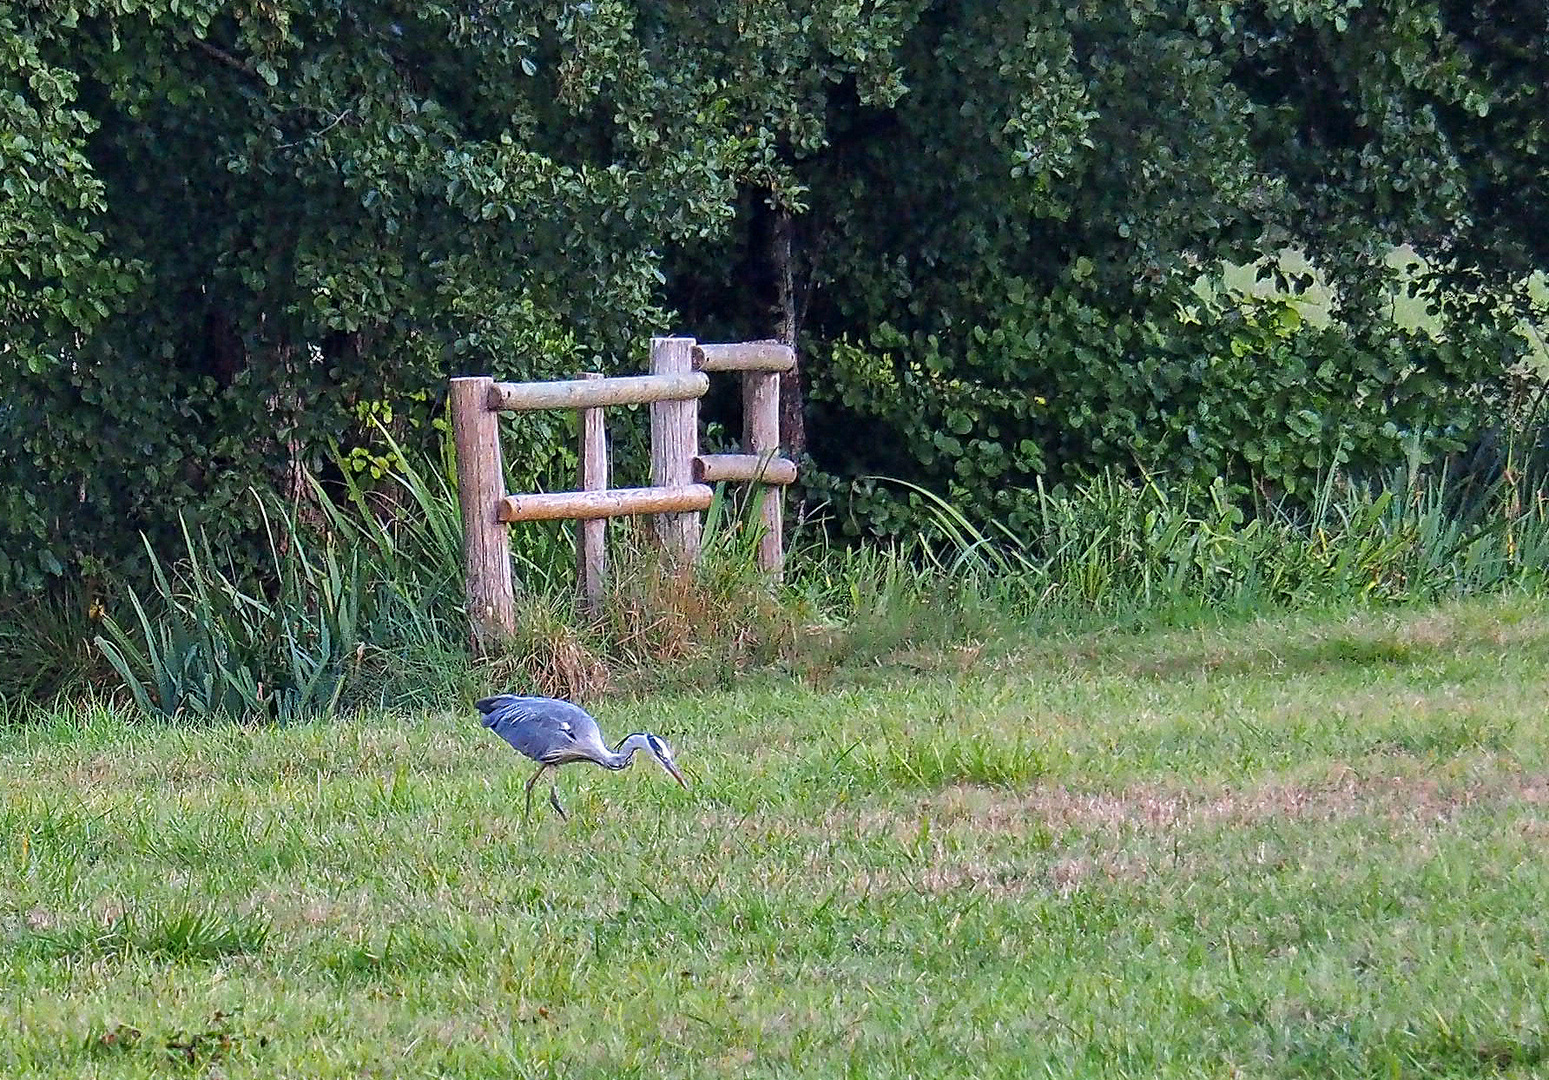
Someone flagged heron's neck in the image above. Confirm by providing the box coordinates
[604,733,654,770]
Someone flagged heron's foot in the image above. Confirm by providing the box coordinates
[548,782,568,821]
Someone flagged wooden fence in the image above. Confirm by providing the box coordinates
[450,336,797,652]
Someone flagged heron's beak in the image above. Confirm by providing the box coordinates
[663,757,689,789]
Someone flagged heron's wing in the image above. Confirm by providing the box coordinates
[476,695,601,763]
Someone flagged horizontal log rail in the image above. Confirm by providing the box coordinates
[498,483,713,523]
[692,453,797,485]
[692,341,795,372]
[490,372,708,412]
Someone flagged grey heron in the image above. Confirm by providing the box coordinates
[476,694,688,820]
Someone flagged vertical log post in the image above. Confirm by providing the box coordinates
[743,369,784,578]
[649,337,701,565]
[577,372,608,617]
[450,376,516,653]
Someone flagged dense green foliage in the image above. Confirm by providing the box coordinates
[2,0,1546,588]
[808,292,1517,535]
[0,0,917,588]
[698,2,1547,532]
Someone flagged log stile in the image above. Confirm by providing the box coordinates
[450,354,712,652]
[450,336,797,650]
[690,339,796,579]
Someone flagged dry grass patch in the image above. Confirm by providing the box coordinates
[929,760,1548,834]
[691,757,1546,853]
[1051,603,1549,685]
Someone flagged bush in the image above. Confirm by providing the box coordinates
[804,282,1516,540]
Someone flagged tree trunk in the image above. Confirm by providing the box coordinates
[771,208,807,458]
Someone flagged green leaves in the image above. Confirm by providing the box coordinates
[0,6,138,379]
[2,0,1545,590]
[808,274,1506,539]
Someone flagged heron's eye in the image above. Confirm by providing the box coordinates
[647,734,669,759]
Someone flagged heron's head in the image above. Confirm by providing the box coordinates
[643,733,688,789]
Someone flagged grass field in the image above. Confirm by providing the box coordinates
[4,596,1549,1078]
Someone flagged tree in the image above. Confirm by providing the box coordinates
[671,0,1546,534]
[3,0,1544,585]
[0,0,917,587]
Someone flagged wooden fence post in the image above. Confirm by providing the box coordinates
[450,376,516,653]
[649,337,701,565]
[577,372,607,617]
[743,370,784,577]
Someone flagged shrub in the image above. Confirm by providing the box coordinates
[804,284,1516,540]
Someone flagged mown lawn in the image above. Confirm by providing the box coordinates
[4,597,1549,1078]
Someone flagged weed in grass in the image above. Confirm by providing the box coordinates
[29,907,270,962]
[161,1010,251,1071]
[319,920,488,981]
[84,1023,142,1058]
[852,732,1048,791]
[80,1010,261,1072]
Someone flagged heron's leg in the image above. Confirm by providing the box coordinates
[524,763,549,822]
[548,772,568,821]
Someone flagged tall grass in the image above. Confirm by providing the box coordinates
[884,463,1549,623]
[8,416,1549,723]
[82,435,814,719]
[304,426,483,707]
[93,509,365,724]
